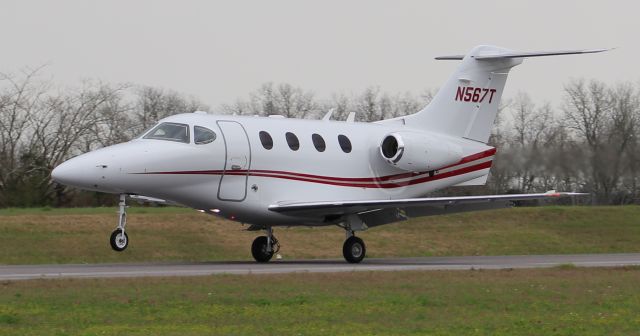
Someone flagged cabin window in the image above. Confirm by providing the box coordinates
[338,134,352,153]
[259,131,273,150]
[312,133,326,152]
[144,122,190,143]
[194,126,216,144]
[285,132,300,151]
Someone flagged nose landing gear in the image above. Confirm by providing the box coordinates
[110,194,129,252]
[251,227,280,262]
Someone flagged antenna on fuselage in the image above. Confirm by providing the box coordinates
[322,108,335,121]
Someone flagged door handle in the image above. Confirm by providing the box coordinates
[231,165,242,170]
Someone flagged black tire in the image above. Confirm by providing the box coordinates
[343,236,366,263]
[251,236,274,262]
[110,229,129,252]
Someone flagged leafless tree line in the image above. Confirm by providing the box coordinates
[1,68,638,207]
[0,68,208,206]
[219,82,436,122]
[488,82,640,205]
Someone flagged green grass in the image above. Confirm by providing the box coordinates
[0,205,638,264]
[0,206,191,216]
[1,267,640,335]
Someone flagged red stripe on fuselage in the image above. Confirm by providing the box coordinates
[243,160,492,188]
[134,160,492,189]
[135,148,495,185]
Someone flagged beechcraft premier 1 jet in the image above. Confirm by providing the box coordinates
[51,45,605,263]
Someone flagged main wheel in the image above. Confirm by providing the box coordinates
[343,236,366,263]
[110,229,129,252]
[251,236,274,262]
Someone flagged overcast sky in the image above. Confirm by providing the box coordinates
[1,0,636,109]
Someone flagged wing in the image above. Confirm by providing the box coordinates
[269,191,586,228]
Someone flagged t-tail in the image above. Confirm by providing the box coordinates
[403,45,609,143]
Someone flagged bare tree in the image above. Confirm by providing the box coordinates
[562,79,639,203]
[0,66,52,206]
[134,86,208,132]
[219,82,317,118]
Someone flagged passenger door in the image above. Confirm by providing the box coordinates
[217,121,251,201]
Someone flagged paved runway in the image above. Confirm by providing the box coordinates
[2,253,640,281]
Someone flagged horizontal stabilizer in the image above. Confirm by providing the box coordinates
[436,48,611,61]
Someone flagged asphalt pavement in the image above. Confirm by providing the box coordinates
[1,253,640,281]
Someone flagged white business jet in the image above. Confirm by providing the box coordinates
[52,45,604,263]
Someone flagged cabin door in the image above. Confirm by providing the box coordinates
[217,121,251,201]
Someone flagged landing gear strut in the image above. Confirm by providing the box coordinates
[251,227,280,262]
[343,230,366,263]
[110,194,129,252]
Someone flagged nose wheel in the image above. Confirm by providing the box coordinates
[110,194,129,252]
[110,228,129,251]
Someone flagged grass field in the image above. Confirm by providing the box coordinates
[0,205,638,264]
[1,267,639,335]
[1,206,639,335]
[0,206,640,264]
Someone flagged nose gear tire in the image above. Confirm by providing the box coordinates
[110,229,129,252]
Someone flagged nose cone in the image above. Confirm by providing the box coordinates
[51,161,76,186]
[51,148,121,193]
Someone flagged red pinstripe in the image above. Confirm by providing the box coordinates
[133,148,494,189]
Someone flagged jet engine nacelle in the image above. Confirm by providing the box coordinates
[379,132,463,172]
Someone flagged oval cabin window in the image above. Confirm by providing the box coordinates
[338,134,352,153]
[259,131,273,150]
[312,133,326,152]
[285,132,300,151]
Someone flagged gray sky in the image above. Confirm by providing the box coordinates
[1,0,636,109]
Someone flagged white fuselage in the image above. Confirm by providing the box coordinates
[52,113,494,226]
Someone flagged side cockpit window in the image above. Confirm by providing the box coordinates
[194,126,217,144]
[144,122,190,143]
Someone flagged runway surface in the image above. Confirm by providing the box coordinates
[2,253,640,281]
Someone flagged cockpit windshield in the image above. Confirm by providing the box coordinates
[143,122,190,143]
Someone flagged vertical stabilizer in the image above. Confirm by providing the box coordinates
[403,45,608,144]
[405,45,521,143]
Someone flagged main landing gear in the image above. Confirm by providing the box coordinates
[110,194,129,252]
[249,227,366,264]
[343,231,366,263]
[251,227,280,262]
